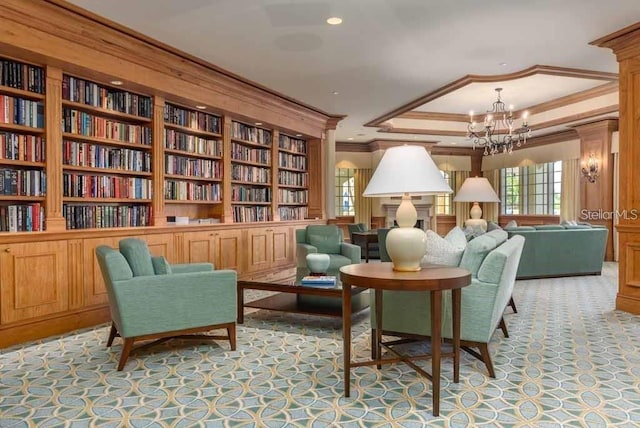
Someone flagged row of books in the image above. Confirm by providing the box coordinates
[0,60,45,94]
[231,164,270,184]
[0,203,44,232]
[164,180,221,201]
[278,188,308,204]
[62,75,153,118]
[231,121,271,145]
[300,275,336,287]
[63,108,152,145]
[278,152,306,170]
[0,168,46,196]
[278,170,308,187]
[164,104,220,134]
[165,155,222,178]
[63,140,151,171]
[232,205,271,222]
[231,142,271,165]
[164,130,222,156]
[279,206,308,221]
[0,96,45,128]
[62,173,151,199]
[63,204,152,229]
[278,135,306,153]
[231,185,271,202]
[0,132,45,162]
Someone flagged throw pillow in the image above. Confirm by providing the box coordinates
[505,220,518,229]
[445,226,468,249]
[487,221,501,232]
[152,256,172,275]
[119,238,155,277]
[422,229,465,266]
[464,225,484,241]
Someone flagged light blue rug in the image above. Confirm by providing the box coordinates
[1,263,639,427]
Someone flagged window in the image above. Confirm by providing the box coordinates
[500,161,562,215]
[335,168,355,216]
[436,171,455,215]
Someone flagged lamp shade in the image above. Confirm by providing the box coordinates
[453,177,500,203]
[363,145,453,196]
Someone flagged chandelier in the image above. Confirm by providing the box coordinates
[467,88,531,155]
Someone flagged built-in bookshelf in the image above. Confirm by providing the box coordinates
[163,103,223,224]
[61,74,153,229]
[277,133,308,221]
[0,56,46,232]
[230,120,272,222]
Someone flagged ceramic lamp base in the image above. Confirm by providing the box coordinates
[386,226,427,272]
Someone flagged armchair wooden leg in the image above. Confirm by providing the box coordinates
[107,323,118,347]
[479,343,496,378]
[227,324,236,351]
[509,296,518,313]
[499,317,509,338]
[117,338,135,371]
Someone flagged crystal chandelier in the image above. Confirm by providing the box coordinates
[467,88,531,155]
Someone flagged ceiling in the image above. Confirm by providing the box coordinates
[68,0,640,147]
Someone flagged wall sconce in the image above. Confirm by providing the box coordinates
[581,153,599,183]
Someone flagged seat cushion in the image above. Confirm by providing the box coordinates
[119,238,155,277]
[328,254,353,270]
[423,229,465,266]
[307,225,342,254]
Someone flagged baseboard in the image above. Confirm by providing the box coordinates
[616,294,640,315]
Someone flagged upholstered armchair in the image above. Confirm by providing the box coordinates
[372,229,524,377]
[296,225,360,275]
[95,238,237,370]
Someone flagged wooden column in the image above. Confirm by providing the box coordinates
[44,66,66,232]
[592,21,640,314]
[271,129,280,222]
[151,95,166,226]
[574,119,617,261]
[221,115,233,223]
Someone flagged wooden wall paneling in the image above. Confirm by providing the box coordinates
[246,228,271,273]
[216,229,242,271]
[141,233,176,261]
[67,239,84,309]
[436,215,457,236]
[307,138,324,219]
[270,225,292,267]
[498,215,561,227]
[152,95,166,226]
[44,65,66,232]
[182,231,216,265]
[82,236,121,307]
[0,241,69,324]
[371,216,386,230]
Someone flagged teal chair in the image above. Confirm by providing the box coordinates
[296,225,360,275]
[95,238,237,370]
[372,230,525,377]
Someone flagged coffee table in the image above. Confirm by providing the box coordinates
[237,276,369,323]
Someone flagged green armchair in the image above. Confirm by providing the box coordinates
[296,225,360,275]
[372,230,525,377]
[95,238,237,370]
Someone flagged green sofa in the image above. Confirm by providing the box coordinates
[505,225,608,279]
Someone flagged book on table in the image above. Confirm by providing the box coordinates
[300,275,337,287]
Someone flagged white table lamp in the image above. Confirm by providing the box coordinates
[453,177,500,231]
[363,145,452,271]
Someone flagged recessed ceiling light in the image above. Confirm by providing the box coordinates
[110,80,123,86]
[326,17,342,25]
[331,91,339,95]
[451,142,457,145]
[295,134,302,137]
[255,122,263,126]
[195,105,207,110]
[357,133,365,136]
[499,62,507,66]
[347,137,354,140]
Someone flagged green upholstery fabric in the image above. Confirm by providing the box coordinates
[484,229,508,246]
[151,256,172,275]
[95,240,237,339]
[377,228,392,262]
[119,238,155,277]
[306,225,342,254]
[534,225,565,230]
[459,234,499,276]
[506,227,608,278]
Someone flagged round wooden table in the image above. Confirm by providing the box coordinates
[340,262,471,416]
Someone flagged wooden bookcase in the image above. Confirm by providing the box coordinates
[0,0,339,348]
[0,56,46,232]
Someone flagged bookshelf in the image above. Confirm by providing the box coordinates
[0,56,46,232]
[163,103,223,224]
[277,133,308,221]
[61,74,153,229]
[230,120,273,222]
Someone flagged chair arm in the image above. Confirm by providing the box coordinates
[171,263,214,273]
[111,270,237,338]
[340,242,361,264]
[443,279,500,343]
[296,243,318,268]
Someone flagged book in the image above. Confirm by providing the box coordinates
[300,275,337,287]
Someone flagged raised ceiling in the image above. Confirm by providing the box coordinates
[67,0,640,146]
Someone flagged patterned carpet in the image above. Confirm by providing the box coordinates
[1,263,640,427]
